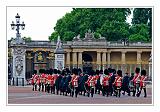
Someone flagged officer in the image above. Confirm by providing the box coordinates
[102,69,110,97]
[136,70,147,97]
[132,67,141,97]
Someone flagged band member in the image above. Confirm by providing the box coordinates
[95,70,101,94]
[46,70,52,93]
[40,69,46,92]
[37,75,41,91]
[136,70,147,97]
[55,70,62,95]
[51,69,58,94]
[132,67,141,97]
[60,70,67,95]
[70,68,79,97]
[122,73,130,96]
[64,68,72,96]
[86,70,96,97]
[113,70,122,97]
[109,69,116,96]
[102,69,110,97]
[31,70,38,91]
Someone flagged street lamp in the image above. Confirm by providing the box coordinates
[10,13,25,43]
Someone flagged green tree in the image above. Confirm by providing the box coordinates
[132,8,152,39]
[49,8,131,41]
[129,24,150,42]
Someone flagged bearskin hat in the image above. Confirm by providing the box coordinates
[117,70,122,77]
[104,69,109,75]
[135,67,140,74]
[141,70,146,76]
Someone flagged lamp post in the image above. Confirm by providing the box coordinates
[10,13,26,86]
[11,13,25,44]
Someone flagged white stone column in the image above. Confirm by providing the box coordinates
[137,51,142,70]
[72,52,77,68]
[66,52,70,69]
[96,52,101,70]
[102,52,106,71]
[107,51,111,68]
[78,52,83,69]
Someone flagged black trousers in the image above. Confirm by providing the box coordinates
[115,86,121,97]
[87,86,94,97]
[102,85,109,96]
[32,83,37,91]
[137,87,147,97]
[133,83,140,96]
[71,86,79,97]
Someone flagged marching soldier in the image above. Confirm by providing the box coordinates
[122,73,130,96]
[51,69,58,94]
[102,69,110,97]
[132,67,141,97]
[136,70,147,97]
[41,69,46,92]
[55,70,62,95]
[31,70,38,91]
[70,68,79,97]
[95,70,101,94]
[113,70,122,97]
[46,70,52,93]
[86,70,96,97]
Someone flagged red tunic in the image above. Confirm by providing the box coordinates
[53,74,58,84]
[31,74,38,85]
[132,73,140,85]
[41,73,46,83]
[71,75,79,87]
[47,75,52,84]
[114,76,122,87]
[140,76,147,87]
[94,75,100,84]
[86,76,96,87]
[36,76,40,85]
[102,75,110,86]
[50,75,54,86]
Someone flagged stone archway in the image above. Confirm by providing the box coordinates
[82,53,93,74]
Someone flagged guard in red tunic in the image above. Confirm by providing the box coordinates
[31,70,38,91]
[40,70,46,92]
[86,70,96,97]
[51,69,58,94]
[132,67,141,96]
[70,68,79,97]
[102,69,110,97]
[136,70,147,97]
[37,75,41,91]
[95,70,101,94]
[113,70,122,97]
[47,71,52,93]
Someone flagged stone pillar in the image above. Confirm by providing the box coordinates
[72,52,77,68]
[102,52,106,71]
[137,51,142,70]
[78,52,83,69]
[96,52,101,70]
[66,52,71,69]
[107,51,111,68]
[121,51,126,75]
[12,45,27,86]
[54,36,65,71]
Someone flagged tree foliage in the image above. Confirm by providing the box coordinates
[132,8,152,39]
[49,8,151,42]
[49,8,131,41]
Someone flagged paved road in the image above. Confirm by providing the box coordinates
[8,85,152,104]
